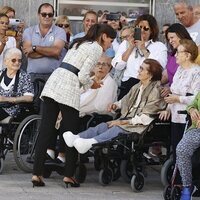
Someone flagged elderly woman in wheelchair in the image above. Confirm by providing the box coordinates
[63,58,166,156]
[0,47,34,123]
[0,47,34,173]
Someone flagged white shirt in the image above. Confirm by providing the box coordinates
[111,40,167,81]
[169,65,200,123]
[0,37,16,70]
[80,74,118,116]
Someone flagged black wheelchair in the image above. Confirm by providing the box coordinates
[75,116,171,192]
[0,78,45,174]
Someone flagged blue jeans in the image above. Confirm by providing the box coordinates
[79,122,128,143]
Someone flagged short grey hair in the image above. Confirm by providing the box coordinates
[3,48,22,61]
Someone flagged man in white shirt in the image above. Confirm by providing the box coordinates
[174,2,200,46]
[80,55,118,116]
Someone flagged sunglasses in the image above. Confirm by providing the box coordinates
[138,26,150,32]
[11,58,22,63]
[40,12,54,18]
[56,24,70,28]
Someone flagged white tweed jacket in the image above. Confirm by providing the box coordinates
[41,41,103,111]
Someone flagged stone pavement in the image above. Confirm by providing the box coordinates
[0,153,199,200]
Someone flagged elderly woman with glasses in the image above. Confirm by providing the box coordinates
[159,39,200,166]
[112,14,167,100]
[0,47,34,123]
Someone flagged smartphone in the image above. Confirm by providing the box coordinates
[134,27,141,40]
[106,13,120,21]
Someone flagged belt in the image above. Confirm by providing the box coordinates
[59,62,80,76]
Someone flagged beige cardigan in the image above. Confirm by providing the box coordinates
[117,81,167,134]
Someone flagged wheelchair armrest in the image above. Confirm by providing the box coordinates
[177,110,187,115]
[0,102,15,108]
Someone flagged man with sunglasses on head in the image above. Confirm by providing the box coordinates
[22,3,66,80]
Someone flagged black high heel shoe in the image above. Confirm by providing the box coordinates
[32,177,45,187]
[64,177,80,188]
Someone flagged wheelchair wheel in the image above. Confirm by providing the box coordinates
[171,186,181,200]
[109,159,121,181]
[99,167,113,186]
[13,115,41,173]
[161,158,174,186]
[0,158,3,174]
[163,185,172,200]
[120,159,133,183]
[130,172,144,192]
[75,163,87,183]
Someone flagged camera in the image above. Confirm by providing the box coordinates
[106,13,121,21]
[133,27,141,40]
[9,19,22,26]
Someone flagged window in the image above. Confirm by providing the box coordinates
[57,0,153,34]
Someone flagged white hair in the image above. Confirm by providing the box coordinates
[3,47,22,61]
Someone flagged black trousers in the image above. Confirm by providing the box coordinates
[118,77,139,100]
[171,122,185,163]
[33,97,80,177]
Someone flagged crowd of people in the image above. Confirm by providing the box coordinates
[0,1,200,200]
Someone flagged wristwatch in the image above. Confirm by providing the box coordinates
[32,45,37,52]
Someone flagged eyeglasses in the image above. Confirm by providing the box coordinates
[96,62,111,67]
[40,12,54,18]
[138,26,150,32]
[176,50,189,55]
[56,24,70,28]
[0,21,9,25]
[11,58,22,63]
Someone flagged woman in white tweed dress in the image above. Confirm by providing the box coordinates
[32,24,116,187]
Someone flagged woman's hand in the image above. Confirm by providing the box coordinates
[161,86,171,98]
[107,120,129,128]
[164,94,180,104]
[158,110,171,121]
[107,103,118,112]
[189,108,200,122]
[134,39,145,50]
[196,119,200,128]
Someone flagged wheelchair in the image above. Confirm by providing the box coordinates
[0,78,45,174]
[76,116,171,192]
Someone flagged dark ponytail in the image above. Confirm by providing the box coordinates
[70,24,116,49]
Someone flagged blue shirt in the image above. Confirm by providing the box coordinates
[23,24,66,74]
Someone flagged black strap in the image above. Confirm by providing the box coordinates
[0,69,20,96]
[59,62,80,76]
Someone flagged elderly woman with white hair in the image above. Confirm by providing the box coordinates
[0,47,34,123]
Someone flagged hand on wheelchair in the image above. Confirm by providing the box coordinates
[158,110,171,121]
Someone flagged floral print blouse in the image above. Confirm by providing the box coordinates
[0,69,34,117]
